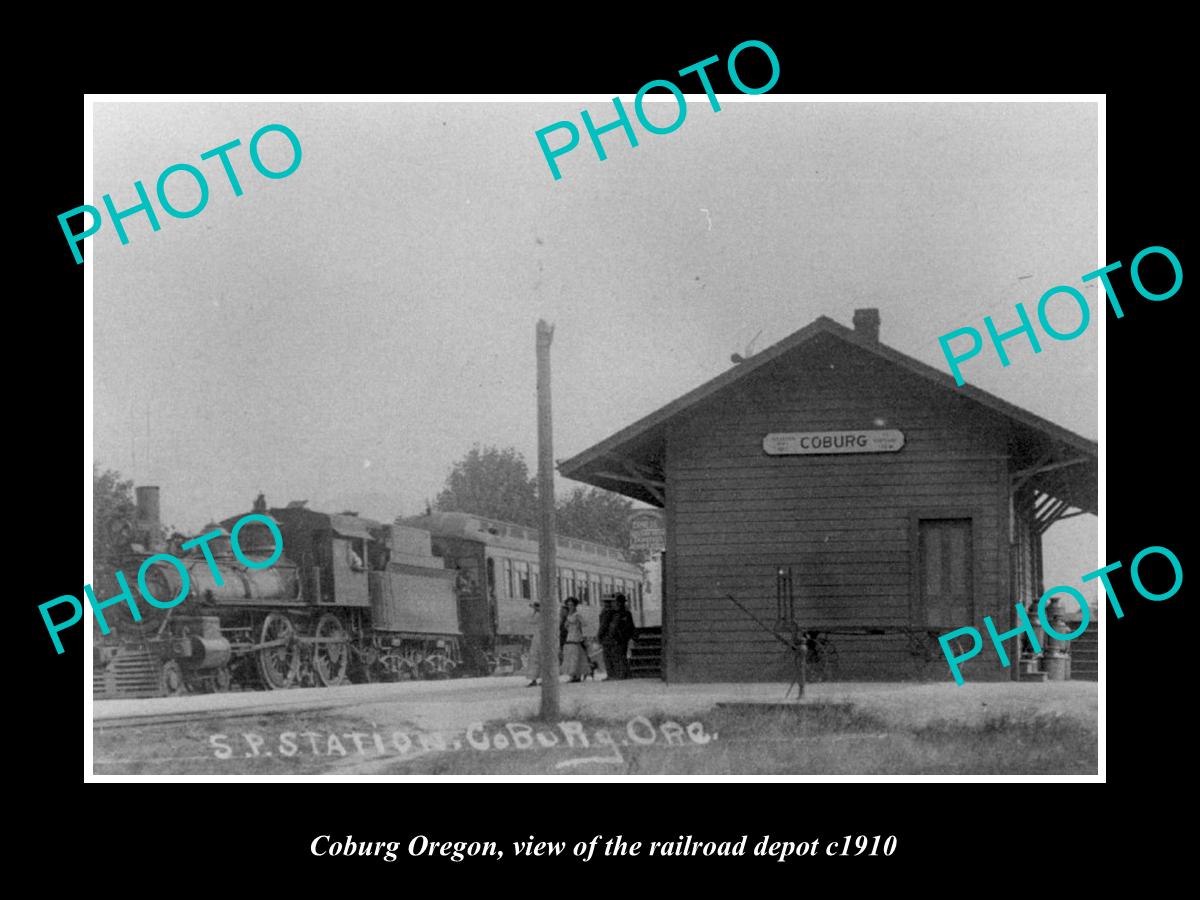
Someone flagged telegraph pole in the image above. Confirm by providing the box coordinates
[536,320,560,719]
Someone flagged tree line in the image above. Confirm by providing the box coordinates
[94,445,638,560]
[432,445,635,548]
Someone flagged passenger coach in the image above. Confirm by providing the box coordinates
[403,511,646,670]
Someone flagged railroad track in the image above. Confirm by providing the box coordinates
[92,674,528,729]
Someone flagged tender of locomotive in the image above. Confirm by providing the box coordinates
[93,488,460,697]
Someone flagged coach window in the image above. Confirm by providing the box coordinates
[504,558,514,599]
[486,557,496,600]
[580,574,590,605]
[518,561,531,600]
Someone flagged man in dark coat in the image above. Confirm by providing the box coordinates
[558,600,571,664]
[599,594,636,680]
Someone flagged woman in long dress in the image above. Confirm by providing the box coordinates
[560,598,591,682]
[526,602,544,687]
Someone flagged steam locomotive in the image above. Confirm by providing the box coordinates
[93,487,646,699]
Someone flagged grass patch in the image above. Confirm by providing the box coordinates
[909,712,1095,775]
[383,702,1097,775]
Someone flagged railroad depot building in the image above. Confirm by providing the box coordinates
[558,310,1097,683]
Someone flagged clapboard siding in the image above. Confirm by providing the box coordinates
[672,634,959,683]
[671,504,972,524]
[676,486,1000,504]
[673,459,1006,477]
[664,336,1011,683]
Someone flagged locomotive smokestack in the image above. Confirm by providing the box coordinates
[135,485,162,550]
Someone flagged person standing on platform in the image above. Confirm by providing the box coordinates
[525,601,544,688]
[600,593,636,680]
[598,597,616,677]
[558,601,570,664]
[560,598,591,682]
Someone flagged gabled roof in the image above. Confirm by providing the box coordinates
[558,315,1097,513]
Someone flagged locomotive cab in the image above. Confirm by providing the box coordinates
[323,515,384,607]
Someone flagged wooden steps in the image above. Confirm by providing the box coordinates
[1070,619,1098,681]
[629,627,663,679]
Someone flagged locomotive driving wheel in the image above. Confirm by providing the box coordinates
[256,612,300,690]
[312,613,349,687]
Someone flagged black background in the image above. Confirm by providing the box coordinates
[18,24,1187,885]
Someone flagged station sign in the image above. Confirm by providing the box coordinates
[763,429,906,455]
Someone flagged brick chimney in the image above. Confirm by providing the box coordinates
[853,308,880,342]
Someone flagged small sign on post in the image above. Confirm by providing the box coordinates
[628,509,666,553]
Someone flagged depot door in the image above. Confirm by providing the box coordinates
[915,518,973,629]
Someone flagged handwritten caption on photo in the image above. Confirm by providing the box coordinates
[212,716,716,769]
[311,833,898,862]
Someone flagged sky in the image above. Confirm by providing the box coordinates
[91,99,1098,590]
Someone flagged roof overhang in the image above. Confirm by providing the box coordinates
[328,515,381,541]
[558,316,1097,516]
